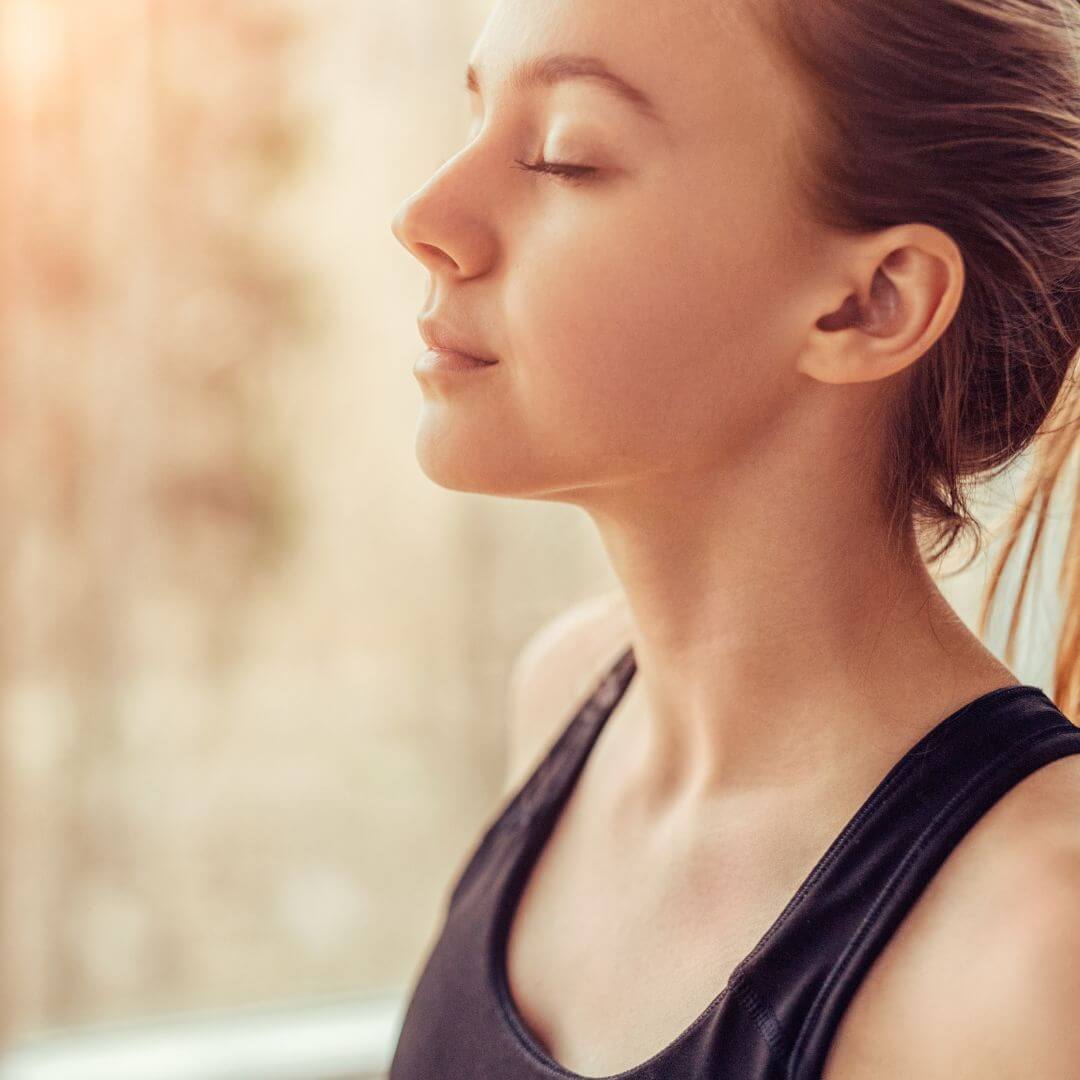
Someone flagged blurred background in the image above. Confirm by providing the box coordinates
[0,1,1070,1077]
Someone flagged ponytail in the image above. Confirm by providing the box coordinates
[978,372,1080,721]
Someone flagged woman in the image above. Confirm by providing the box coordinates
[387,0,1080,1076]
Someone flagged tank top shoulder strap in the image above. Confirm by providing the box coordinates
[762,684,1080,1079]
[499,641,636,833]
[444,642,636,914]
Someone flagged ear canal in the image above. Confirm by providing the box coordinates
[815,292,861,332]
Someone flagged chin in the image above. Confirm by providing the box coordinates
[415,427,570,501]
[413,424,508,496]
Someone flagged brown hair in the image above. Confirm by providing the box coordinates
[749,0,1080,719]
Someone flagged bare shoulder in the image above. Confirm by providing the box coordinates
[822,750,1080,1079]
[502,587,632,797]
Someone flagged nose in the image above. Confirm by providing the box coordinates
[389,198,411,250]
[390,187,449,267]
[389,133,503,279]
[389,187,463,275]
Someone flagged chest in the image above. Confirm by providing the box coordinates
[503,754,1080,1080]
[505,825,812,1076]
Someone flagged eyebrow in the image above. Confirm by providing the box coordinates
[464,52,665,126]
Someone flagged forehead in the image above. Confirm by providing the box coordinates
[471,0,802,143]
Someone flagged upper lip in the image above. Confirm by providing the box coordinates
[418,317,498,364]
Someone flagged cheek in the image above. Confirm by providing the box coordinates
[506,190,790,462]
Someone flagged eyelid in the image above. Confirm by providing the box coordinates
[512,157,599,185]
[460,110,607,185]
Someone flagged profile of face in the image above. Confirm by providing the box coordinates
[390,0,959,511]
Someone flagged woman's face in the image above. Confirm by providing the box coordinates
[391,0,830,503]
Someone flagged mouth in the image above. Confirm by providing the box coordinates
[417,317,499,365]
[414,347,500,376]
[445,350,497,367]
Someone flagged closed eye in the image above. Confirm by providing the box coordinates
[512,157,598,186]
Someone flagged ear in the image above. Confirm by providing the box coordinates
[796,224,965,386]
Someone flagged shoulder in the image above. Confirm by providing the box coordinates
[822,751,1080,1079]
[949,840,1080,1077]
[502,588,632,797]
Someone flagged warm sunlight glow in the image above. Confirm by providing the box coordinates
[1,0,63,102]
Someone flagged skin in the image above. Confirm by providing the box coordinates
[389,0,1019,833]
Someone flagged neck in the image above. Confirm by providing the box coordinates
[585,487,1015,813]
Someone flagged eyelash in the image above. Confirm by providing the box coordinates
[512,157,598,186]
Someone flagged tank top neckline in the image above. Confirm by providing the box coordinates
[489,643,1049,1080]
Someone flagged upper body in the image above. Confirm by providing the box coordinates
[393,0,1080,920]
[390,0,1080,1071]
[496,589,1080,1080]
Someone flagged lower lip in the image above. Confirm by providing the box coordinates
[414,348,498,376]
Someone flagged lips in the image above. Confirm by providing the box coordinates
[417,317,498,364]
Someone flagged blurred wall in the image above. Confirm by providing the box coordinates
[0,0,1064,1053]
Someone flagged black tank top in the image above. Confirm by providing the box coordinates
[388,644,1080,1079]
